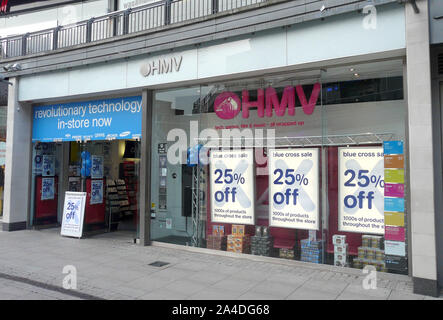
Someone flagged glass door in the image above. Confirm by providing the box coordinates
[30,142,63,226]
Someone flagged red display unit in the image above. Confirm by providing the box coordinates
[34,175,58,224]
[85,178,106,225]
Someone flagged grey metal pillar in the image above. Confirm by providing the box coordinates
[139,89,153,246]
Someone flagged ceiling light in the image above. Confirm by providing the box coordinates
[3,63,22,72]
[12,63,21,71]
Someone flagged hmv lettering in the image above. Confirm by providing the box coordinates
[140,56,183,77]
[214,83,321,120]
[0,0,8,14]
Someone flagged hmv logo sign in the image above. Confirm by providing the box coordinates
[214,83,321,120]
[0,0,9,14]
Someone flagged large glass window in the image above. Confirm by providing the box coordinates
[150,59,408,275]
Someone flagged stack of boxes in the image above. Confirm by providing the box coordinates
[333,235,348,267]
[251,226,273,257]
[353,235,387,272]
[279,247,295,260]
[206,225,227,251]
[227,225,250,254]
[300,238,323,264]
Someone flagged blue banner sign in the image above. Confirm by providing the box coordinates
[32,96,142,142]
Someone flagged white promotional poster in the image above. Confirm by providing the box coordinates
[41,177,55,201]
[91,155,104,179]
[42,155,55,177]
[61,192,86,238]
[338,147,385,234]
[90,180,104,205]
[268,148,319,230]
[210,149,255,225]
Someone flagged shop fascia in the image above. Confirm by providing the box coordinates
[166,82,321,167]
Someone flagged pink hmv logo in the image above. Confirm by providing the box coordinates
[0,0,8,14]
[214,83,321,120]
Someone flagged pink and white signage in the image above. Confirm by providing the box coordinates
[214,83,321,120]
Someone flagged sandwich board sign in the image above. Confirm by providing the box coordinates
[61,192,86,238]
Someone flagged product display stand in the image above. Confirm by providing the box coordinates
[115,179,130,215]
[251,226,273,257]
[191,165,207,247]
[106,179,120,232]
[121,161,138,220]
[274,238,296,260]
[106,179,129,232]
[301,238,324,264]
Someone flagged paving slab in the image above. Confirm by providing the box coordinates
[188,287,244,300]
[246,279,301,299]
[286,287,339,300]
[388,290,426,300]
[139,287,192,300]
[298,278,349,295]
[211,277,260,295]
[336,292,385,300]
[339,284,392,299]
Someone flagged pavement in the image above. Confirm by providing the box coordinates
[0,277,81,300]
[0,228,441,300]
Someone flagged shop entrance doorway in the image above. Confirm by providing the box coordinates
[30,139,141,237]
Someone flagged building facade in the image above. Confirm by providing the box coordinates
[0,0,441,297]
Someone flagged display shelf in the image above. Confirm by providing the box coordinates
[119,161,139,225]
[106,179,120,231]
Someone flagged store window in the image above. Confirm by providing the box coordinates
[151,59,408,275]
